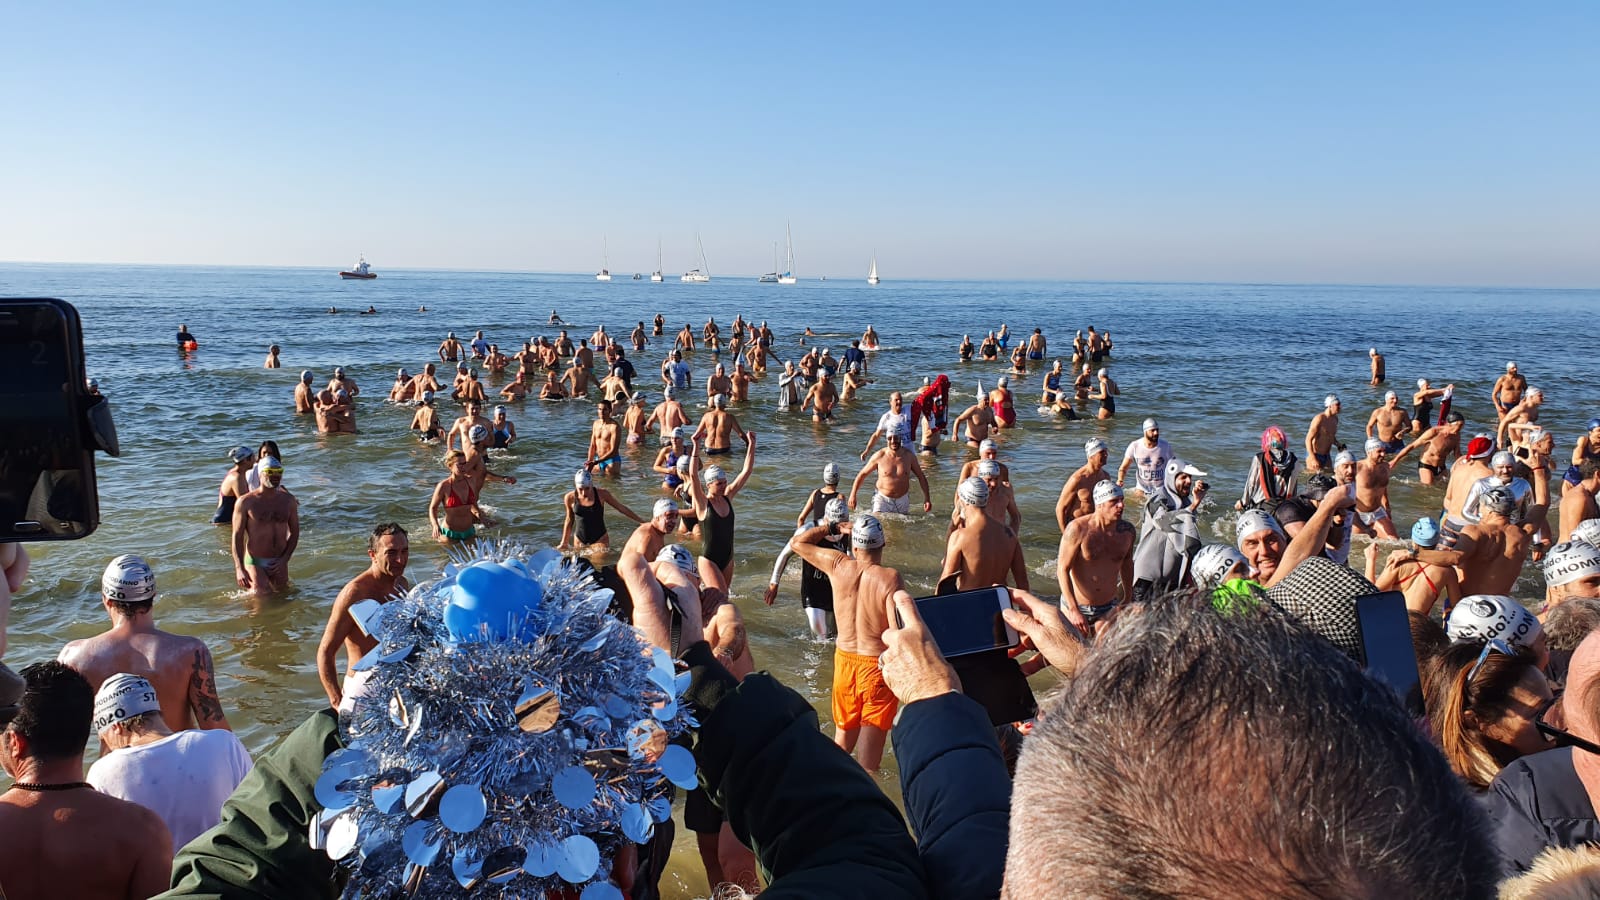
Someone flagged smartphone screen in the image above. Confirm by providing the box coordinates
[0,300,97,539]
[909,587,1019,658]
[1354,591,1425,718]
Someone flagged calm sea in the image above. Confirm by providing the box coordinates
[2,263,1596,895]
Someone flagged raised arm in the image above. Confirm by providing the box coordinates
[728,433,757,497]
[618,547,670,651]
[687,438,710,516]
[1267,487,1356,589]
[791,524,850,571]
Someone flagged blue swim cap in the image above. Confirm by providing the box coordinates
[1588,417,1600,431]
[1411,517,1441,548]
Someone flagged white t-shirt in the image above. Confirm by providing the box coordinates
[88,729,253,849]
[1123,438,1173,494]
[876,410,913,444]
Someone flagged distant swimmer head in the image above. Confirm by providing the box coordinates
[469,424,490,444]
[979,438,998,456]
[1092,481,1124,507]
[958,476,990,508]
[574,470,592,489]
[851,514,886,550]
[1572,519,1600,546]
[397,368,409,379]
[1544,541,1600,588]
[656,543,696,577]
[1324,394,1339,409]
[1466,436,1494,459]
[997,376,1009,388]
[1192,544,1249,591]
[702,465,727,485]
[823,497,850,525]
[1384,390,1397,403]
[1084,437,1109,460]
[1364,438,1386,455]
[1411,517,1441,548]
[301,370,314,384]
[823,462,840,485]
[1507,361,1518,372]
[1481,487,1517,516]
[1235,509,1285,550]
[652,498,679,520]
[102,555,157,605]
[334,366,345,378]
[976,459,1001,479]
[228,445,253,463]
[1261,426,1287,452]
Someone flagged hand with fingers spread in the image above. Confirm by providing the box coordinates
[878,589,960,705]
[1002,588,1089,676]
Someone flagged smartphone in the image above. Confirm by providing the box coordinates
[0,299,107,540]
[901,587,1019,658]
[1354,590,1425,718]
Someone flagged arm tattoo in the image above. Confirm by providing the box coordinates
[190,646,228,726]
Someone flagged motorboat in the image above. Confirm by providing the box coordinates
[339,256,376,279]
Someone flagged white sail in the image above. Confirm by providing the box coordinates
[681,233,711,282]
[651,239,664,281]
[867,257,880,285]
[778,222,797,284]
[596,237,612,281]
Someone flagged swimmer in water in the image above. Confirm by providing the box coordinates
[645,386,689,443]
[439,332,462,363]
[840,363,873,403]
[1493,361,1527,420]
[539,369,567,400]
[951,391,1000,447]
[1040,360,1064,405]
[959,334,975,362]
[563,358,594,399]
[499,369,531,401]
[429,451,481,544]
[1305,394,1344,472]
[990,376,1017,428]
[653,427,692,490]
[801,369,840,423]
[1368,347,1385,385]
[213,446,256,526]
[695,394,750,456]
[622,392,650,445]
[777,360,805,411]
[294,370,315,414]
[408,362,441,399]
[388,368,415,403]
[560,469,645,554]
[1411,379,1452,433]
[585,399,624,475]
[1365,391,1411,453]
[489,405,517,448]
[1093,368,1118,419]
[445,401,492,454]
[1026,327,1046,361]
[409,391,443,441]
[862,324,879,349]
[263,344,280,369]
[232,456,300,597]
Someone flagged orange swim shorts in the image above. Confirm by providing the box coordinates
[832,648,899,732]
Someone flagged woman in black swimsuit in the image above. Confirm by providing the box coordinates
[559,470,645,553]
[688,433,758,588]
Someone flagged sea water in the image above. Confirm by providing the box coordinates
[2,263,1596,896]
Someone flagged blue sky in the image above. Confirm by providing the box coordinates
[1,3,1595,285]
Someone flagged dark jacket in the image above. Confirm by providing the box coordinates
[1485,747,1600,876]
[684,642,928,899]
[893,692,1010,900]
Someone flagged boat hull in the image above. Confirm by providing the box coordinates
[339,272,377,280]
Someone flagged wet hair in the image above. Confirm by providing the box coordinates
[1546,598,1600,654]
[258,440,281,461]
[8,662,93,761]
[1581,460,1600,482]
[1409,610,1450,668]
[1006,594,1497,898]
[368,523,407,553]
[109,596,154,618]
[445,450,465,465]
[1427,641,1543,790]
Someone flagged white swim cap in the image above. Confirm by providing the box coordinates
[1573,519,1600,546]
[979,438,997,455]
[1384,390,1397,402]
[1142,418,1158,432]
[334,366,346,378]
[1491,451,1516,469]
[976,459,1001,479]
[102,555,156,604]
[823,497,850,525]
[398,368,409,378]
[494,405,506,416]
[93,673,161,733]
[958,476,990,507]
[1235,509,1284,549]
[997,376,1009,388]
[1334,450,1357,468]
[1446,595,1541,651]
[1545,542,1600,587]
[702,465,727,484]
[1365,438,1386,454]
[675,456,690,473]
[851,514,885,550]
[652,498,679,518]
[1084,437,1109,459]
[574,470,592,489]
[1481,487,1517,516]
[1324,394,1339,408]
[1507,361,1517,371]
[1098,367,1109,377]
[228,445,253,463]
[656,544,696,576]
[1092,481,1124,506]
[823,463,840,485]
[469,424,489,444]
[1192,544,1249,591]
[1370,347,1377,355]
[712,394,727,409]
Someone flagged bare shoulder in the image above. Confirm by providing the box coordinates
[1115,520,1136,534]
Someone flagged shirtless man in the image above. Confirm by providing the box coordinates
[561,358,592,398]
[458,369,486,405]
[57,554,231,734]
[959,459,1021,534]
[317,388,356,434]
[585,399,624,475]
[1560,461,1600,542]
[0,662,173,900]
[645,386,689,443]
[1398,411,1464,486]
[1368,347,1385,385]
[1366,518,1460,616]
[1442,435,1496,541]
[513,341,539,374]
[801,369,840,423]
[212,446,255,526]
[1497,387,1544,448]
[1351,438,1403,539]
[1026,327,1047,361]
[231,456,300,597]
[329,366,360,399]
[849,428,931,515]
[1418,483,1548,595]
[408,362,442,399]
[958,437,1012,486]
[499,369,531,401]
[729,360,753,402]
[294,370,316,414]
[1305,394,1343,472]
[1493,360,1527,420]
[631,321,649,353]
[1057,437,1112,531]
[675,324,697,354]
[1056,481,1136,634]
[617,501,703,651]
[438,331,463,363]
[942,477,1028,592]
[860,392,914,461]
[314,524,410,712]
[389,368,417,403]
[790,515,902,770]
[446,401,492,453]
[1365,391,1411,453]
[555,330,575,358]
[840,363,871,403]
[409,391,443,440]
[539,369,567,400]
[695,394,750,457]
[951,394,999,447]
[705,362,732,400]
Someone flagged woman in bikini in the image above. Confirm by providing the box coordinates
[429,451,480,544]
[1365,517,1462,616]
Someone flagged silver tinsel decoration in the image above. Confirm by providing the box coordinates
[312,540,695,898]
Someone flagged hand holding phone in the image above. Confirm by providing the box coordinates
[877,590,960,706]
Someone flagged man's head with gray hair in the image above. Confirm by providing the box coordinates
[1004,596,1496,898]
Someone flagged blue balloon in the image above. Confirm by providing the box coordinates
[443,560,545,643]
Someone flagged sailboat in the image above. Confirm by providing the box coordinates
[778,222,797,284]
[867,257,881,285]
[650,239,664,282]
[596,238,612,281]
[759,242,780,283]
[681,234,711,283]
